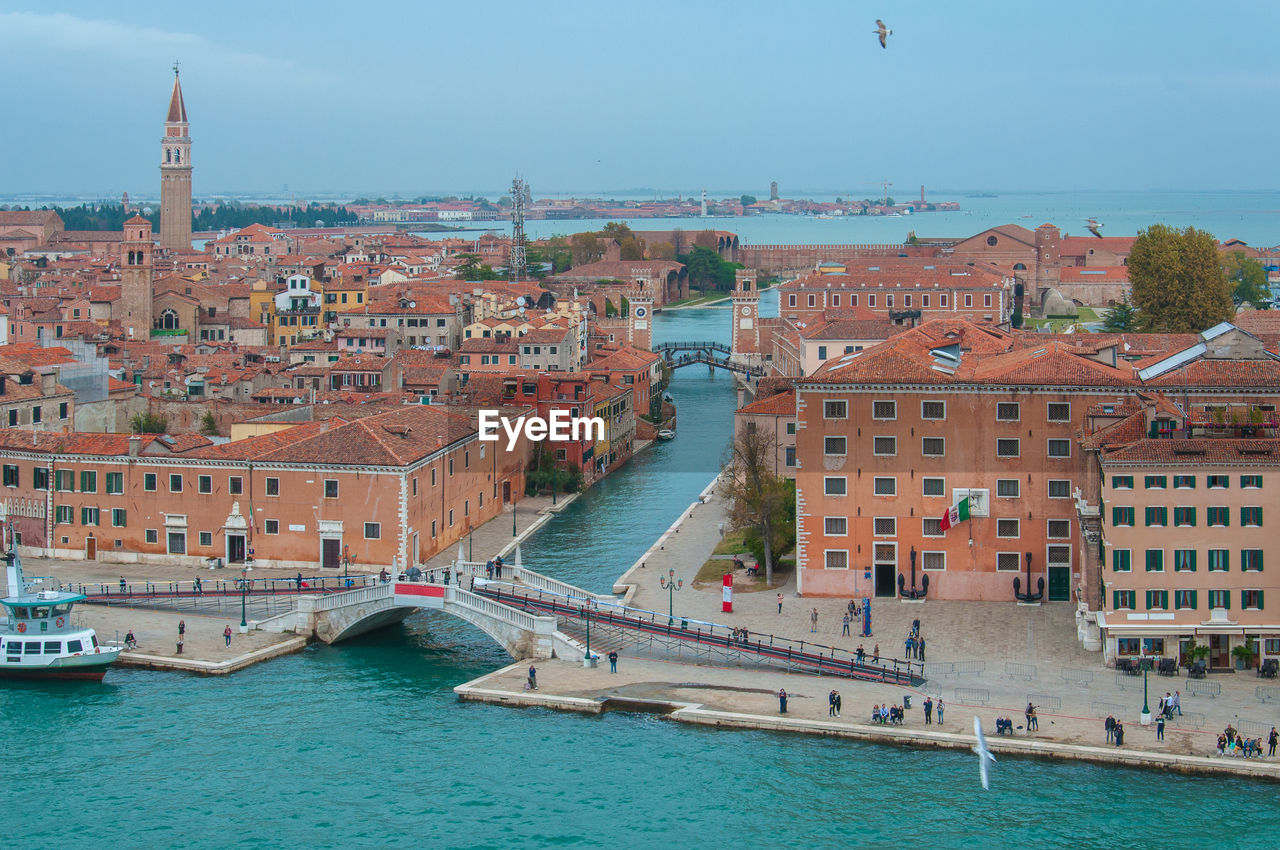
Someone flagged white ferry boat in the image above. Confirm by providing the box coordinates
[1,530,121,681]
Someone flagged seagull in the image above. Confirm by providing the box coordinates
[874,19,892,49]
[1086,218,1104,238]
[973,716,996,790]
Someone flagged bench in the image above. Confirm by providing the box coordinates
[1185,679,1221,699]
[1255,685,1280,703]
[1061,668,1094,687]
[1004,661,1037,681]
[1027,693,1062,712]
[955,687,990,705]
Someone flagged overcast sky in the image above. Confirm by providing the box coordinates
[3,1,1278,198]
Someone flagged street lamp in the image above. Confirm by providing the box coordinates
[583,603,592,663]
[1140,650,1152,725]
[240,568,248,630]
[340,545,357,586]
[659,568,683,627]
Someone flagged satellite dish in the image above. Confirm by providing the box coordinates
[409,301,416,308]
[516,295,528,307]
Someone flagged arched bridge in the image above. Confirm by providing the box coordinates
[653,340,765,377]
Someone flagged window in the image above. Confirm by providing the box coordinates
[786,422,796,435]
[106,472,123,495]
[1145,507,1168,527]
[229,476,243,495]
[817,345,828,360]
[1047,403,1070,422]
[80,507,99,526]
[1,465,16,488]
[32,406,41,424]
[1112,549,1131,572]
[111,509,127,528]
[1145,549,1164,572]
[1242,590,1264,610]
[1207,506,1229,527]
[824,517,847,535]
[784,447,796,467]
[824,437,847,456]
[997,479,1020,498]
[1145,476,1167,489]
[266,477,280,497]
[33,468,48,490]
[59,402,69,419]
[996,439,1020,458]
[824,550,849,570]
[264,520,279,534]
[1145,590,1169,611]
[1175,590,1198,611]
[1173,475,1195,489]
[921,401,945,420]
[324,479,339,499]
[1047,519,1070,538]
[1208,549,1229,572]
[1173,550,1196,572]
[54,505,72,524]
[824,477,847,496]
[1113,590,1136,611]
[997,552,1022,572]
[996,402,1019,422]
[1173,506,1196,527]
[6,410,14,427]
[921,437,945,457]
[1047,439,1071,458]
[198,475,212,494]
[922,518,943,537]
[167,532,186,555]
[364,522,381,540]
[1242,549,1264,572]
[872,400,896,420]
[873,477,896,496]
[922,477,945,497]
[922,551,946,571]
[996,519,1019,538]
[199,531,212,547]
[1048,480,1071,499]
[1207,475,1228,489]
[873,517,896,536]
[1241,506,1263,527]
[169,474,182,493]
[145,529,158,544]
[823,400,847,419]
[1241,475,1262,489]
[1208,589,1230,610]
[79,471,96,493]
[55,470,74,492]
[873,436,897,456]
[1112,476,1133,489]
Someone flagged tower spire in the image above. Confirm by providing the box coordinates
[160,65,193,250]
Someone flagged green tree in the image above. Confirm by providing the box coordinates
[1010,306,1023,329]
[199,411,219,436]
[453,253,483,278]
[570,233,603,265]
[129,412,168,434]
[720,426,793,586]
[1101,296,1139,331]
[680,246,741,291]
[1223,251,1270,308]
[740,194,757,207]
[1127,224,1234,332]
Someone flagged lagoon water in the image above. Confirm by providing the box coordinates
[8,198,1280,846]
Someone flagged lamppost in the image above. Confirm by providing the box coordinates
[239,568,248,631]
[1140,649,1152,725]
[340,545,357,586]
[468,523,474,563]
[583,603,592,664]
[659,568,683,627]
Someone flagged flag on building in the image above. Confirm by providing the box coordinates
[940,496,971,533]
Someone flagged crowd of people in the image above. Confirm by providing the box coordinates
[870,702,906,725]
[1217,725,1276,758]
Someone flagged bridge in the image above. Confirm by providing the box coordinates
[653,340,766,377]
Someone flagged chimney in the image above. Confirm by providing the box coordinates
[40,372,56,395]
[128,436,141,457]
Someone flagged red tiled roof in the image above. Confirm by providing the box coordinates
[737,390,795,416]
[1101,438,1280,466]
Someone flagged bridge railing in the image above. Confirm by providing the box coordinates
[447,586,554,634]
[654,340,731,352]
[310,582,391,612]
[509,567,616,604]
[79,575,378,601]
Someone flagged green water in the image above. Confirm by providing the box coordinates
[5,306,1279,848]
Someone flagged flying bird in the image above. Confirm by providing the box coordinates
[1086,218,1103,238]
[874,19,892,49]
[972,716,996,790]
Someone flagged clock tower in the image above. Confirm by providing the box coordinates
[628,294,653,351]
[160,65,193,251]
[730,268,760,357]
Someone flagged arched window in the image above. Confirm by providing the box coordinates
[1013,263,1026,271]
[174,149,181,164]
[166,149,172,164]
[986,235,998,247]
[158,309,180,330]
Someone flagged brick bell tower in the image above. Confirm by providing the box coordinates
[160,65,193,251]
[628,292,653,351]
[119,216,154,339]
[730,268,760,357]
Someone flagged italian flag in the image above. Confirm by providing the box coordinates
[941,496,971,533]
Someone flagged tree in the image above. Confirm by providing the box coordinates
[1223,251,1270,308]
[1128,224,1234,332]
[199,411,219,436]
[129,412,167,434]
[1010,306,1023,329]
[720,425,793,586]
[680,246,740,291]
[1101,296,1139,331]
[570,233,603,266]
[740,194,757,207]
[453,253,483,278]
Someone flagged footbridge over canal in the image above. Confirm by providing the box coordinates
[653,340,765,377]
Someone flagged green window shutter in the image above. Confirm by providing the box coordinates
[1161,591,1169,610]
[1190,590,1197,610]
[1113,590,1121,610]
[1112,506,1122,525]
[1260,591,1265,609]
[1187,507,1196,526]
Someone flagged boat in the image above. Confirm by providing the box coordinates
[1,527,121,680]
[656,429,676,441]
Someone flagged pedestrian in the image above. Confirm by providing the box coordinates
[379,568,389,583]
[608,650,618,673]
[178,619,186,641]
[810,608,818,633]
[936,698,944,725]
[296,572,304,590]
[834,691,842,717]
[905,635,913,658]
[923,697,933,724]
[194,576,202,595]
[847,599,856,619]
[528,664,538,690]
[125,629,137,649]
[223,625,232,647]
[856,644,865,663]
[828,690,837,717]
[777,592,783,614]
[918,637,926,662]
[1173,690,1182,716]
[1029,705,1039,732]
[176,637,183,654]
[119,576,127,593]
[1114,721,1125,747]
[842,613,851,636]
[778,688,788,714]
[872,644,880,664]
[1156,715,1165,742]
[1025,702,1034,732]
[1105,715,1115,743]
[1269,727,1278,757]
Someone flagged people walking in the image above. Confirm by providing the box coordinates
[193,576,202,595]
[778,688,788,714]
[856,644,866,663]
[223,625,232,647]
[872,644,880,664]
[905,635,914,658]
[810,608,819,633]
[777,593,784,614]
[608,650,618,673]
[119,576,127,593]
[842,613,851,636]
[1156,716,1165,742]
[917,637,926,662]
[1173,690,1182,716]
[296,572,304,590]
[936,698,944,725]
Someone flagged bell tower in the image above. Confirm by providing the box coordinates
[120,216,154,340]
[160,64,192,251]
[730,268,760,357]
[627,292,653,351]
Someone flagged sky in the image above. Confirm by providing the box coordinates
[2,1,1279,199]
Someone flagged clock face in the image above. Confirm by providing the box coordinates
[740,305,752,316]
[634,306,647,318]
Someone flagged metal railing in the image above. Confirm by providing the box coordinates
[77,575,377,602]
[310,583,390,612]
[447,586,550,634]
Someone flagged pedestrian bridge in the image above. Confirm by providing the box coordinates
[653,340,765,377]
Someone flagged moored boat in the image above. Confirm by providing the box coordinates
[656,429,676,441]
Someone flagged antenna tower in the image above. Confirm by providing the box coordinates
[509,176,528,281]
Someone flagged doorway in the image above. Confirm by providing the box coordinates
[226,533,246,564]
[1048,567,1070,601]
[873,543,897,598]
[1209,635,1232,669]
[321,538,341,569]
[503,480,511,504]
[85,537,97,560]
